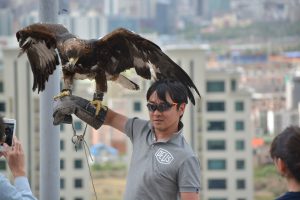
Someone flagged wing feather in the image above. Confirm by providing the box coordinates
[25,39,57,92]
[16,23,73,92]
[96,28,200,104]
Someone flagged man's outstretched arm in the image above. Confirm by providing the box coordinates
[104,108,128,133]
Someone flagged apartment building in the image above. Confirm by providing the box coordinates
[202,68,254,200]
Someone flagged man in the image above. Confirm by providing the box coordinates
[103,79,201,200]
[0,117,37,200]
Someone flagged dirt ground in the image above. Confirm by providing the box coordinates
[91,177,126,200]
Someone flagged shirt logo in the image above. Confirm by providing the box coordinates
[155,148,174,164]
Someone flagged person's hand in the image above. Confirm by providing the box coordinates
[2,137,26,178]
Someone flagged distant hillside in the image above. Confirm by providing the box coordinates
[201,20,300,42]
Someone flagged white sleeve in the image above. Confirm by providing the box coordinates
[0,174,37,200]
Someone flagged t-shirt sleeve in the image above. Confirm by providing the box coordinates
[124,117,137,141]
[178,156,201,193]
[125,117,148,142]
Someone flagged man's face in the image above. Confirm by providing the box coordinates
[147,91,185,134]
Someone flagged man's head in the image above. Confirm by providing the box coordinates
[146,80,188,133]
[146,79,188,108]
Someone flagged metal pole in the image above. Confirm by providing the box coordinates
[39,0,60,200]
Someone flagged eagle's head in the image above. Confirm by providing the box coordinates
[64,38,84,67]
[16,31,32,49]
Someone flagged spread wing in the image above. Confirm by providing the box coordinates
[16,23,72,92]
[96,28,200,104]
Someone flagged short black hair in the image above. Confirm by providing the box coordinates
[146,79,188,106]
[270,126,300,182]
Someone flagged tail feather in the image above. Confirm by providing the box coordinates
[115,74,140,90]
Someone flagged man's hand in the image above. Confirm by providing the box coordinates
[53,95,108,129]
[2,138,26,178]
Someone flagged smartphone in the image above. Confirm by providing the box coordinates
[2,118,16,146]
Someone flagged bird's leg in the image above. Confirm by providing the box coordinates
[54,73,73,100]
[90,92,105,116]
[91,71,107,116]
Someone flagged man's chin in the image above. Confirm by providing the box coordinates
[153,121,163,127]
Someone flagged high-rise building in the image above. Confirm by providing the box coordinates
[202,68,254,200]
[0,8,14,36]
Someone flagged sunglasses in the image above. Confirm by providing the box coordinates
[146,102,178,112]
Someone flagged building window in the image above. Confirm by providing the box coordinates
[206,81,225,92]
[207,121,225,131]
[0,102,5,112]
[236,140,245,151]
[0,82,3,93]
[74,121,82,130]
[74,198,83,200]
[60,178,65,189]
[0,160,6,170]
[74,178,83,188]
[235,120,245,131]
[60,159,65,170]
[231,79,236,91]
[236,179,246,189]
[236,160,245,170]
[208,179,227,189]
[235,101,244,112]
[74,159,83,169]
[133,101,141,112]
[60,140,65,151]
[207,140,226,150]
[207,101,225,112]
[208,159,226,170]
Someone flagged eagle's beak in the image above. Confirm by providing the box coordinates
[19,37,32,48]
[68,57,79,67]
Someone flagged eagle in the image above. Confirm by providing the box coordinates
[16,23,200,115]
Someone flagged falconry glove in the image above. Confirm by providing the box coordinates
[53,95,107,129]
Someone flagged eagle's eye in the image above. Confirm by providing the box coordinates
[66,49,79,58]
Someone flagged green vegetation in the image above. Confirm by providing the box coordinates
[92,162,127,171]
[255,164,278,178]
[254,164,287,200]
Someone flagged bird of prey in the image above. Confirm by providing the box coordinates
[16,23,200,115]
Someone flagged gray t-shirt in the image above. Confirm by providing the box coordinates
[123,118,201,200]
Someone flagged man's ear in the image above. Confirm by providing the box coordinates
[179,103,186,115]
[275,158,287,175]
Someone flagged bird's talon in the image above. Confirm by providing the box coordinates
[53,90,71,100]
[90,100,103,116]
